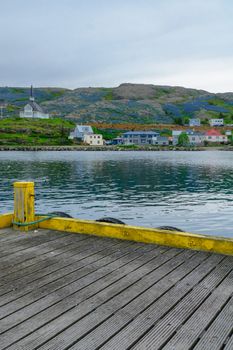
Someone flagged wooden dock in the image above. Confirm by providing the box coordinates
[0,228,232,350]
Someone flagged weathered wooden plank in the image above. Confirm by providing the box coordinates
[0,228,42,241]
[131,261,233,349]
[0,228,231,350]
[0,228,52,243]
[0,235,122,291]
[161,271,233,350]
[0,240,135,319]
[58,251,210,350]
[97,254,226,350]
[0,233,92,280]
[0,230,70,258]
[28,250,201,350]
[0,228,70,242]
[225,333,233,350]
[193,296,233,350]
[0,235,102,285]
[0,228,13,236]
[0,234,84,269]
[0,232,124,281]
[0,245,172,349]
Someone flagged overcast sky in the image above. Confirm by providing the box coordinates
[0,0,233,92]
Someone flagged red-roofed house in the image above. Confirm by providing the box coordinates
[204,129,228,143]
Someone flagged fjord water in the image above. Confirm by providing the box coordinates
[0,151,233,238]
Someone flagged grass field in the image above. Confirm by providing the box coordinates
[0,118,75,145]
[0,118,232,146]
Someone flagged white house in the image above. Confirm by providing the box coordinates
[122,131,159,145]
[19,86,49,119]
[205,129,228,143]
[172,130,204,146]
[83,134,103,146]
[189,118,201,127]
[172,130,183,145]
[188,132,204,145]
[209,119,224,127]
[152,136,169,146]
[172,130,183,137]
[69,125,93,140]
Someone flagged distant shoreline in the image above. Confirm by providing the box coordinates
[0,145,229,151]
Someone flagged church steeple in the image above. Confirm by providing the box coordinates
[29,85,35,102]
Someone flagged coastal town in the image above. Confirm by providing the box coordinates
[68,122,230,147]
[0,86,232,148]
[19,87,233,147]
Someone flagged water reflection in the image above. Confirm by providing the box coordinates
[0,151,233,237]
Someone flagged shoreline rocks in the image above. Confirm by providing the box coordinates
[0,145,204,151]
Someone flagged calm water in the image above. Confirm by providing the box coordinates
[0,151,233,238]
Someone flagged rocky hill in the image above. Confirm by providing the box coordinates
[1,84,233,125]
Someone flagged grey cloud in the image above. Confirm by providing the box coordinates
[0,0,232,91]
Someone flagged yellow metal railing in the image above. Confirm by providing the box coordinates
[0,181,232,256]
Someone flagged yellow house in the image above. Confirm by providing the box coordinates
[83,134,104,146]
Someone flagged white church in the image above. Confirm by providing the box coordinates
[20,86,49,119]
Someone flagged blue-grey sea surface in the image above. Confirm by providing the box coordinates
[0,151,233,238]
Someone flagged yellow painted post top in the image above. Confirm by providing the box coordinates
[13,181,36,231]
[14,182,35,187]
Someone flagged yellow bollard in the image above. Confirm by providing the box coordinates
[13,182,36,231]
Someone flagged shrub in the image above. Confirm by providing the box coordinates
[178,133,189,146]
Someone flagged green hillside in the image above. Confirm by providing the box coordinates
[0,84,233,125]
[0,118,75,145]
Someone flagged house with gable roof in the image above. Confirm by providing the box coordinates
[19,86,49,119]
[204,129,228,143]
[69,125,93,140]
